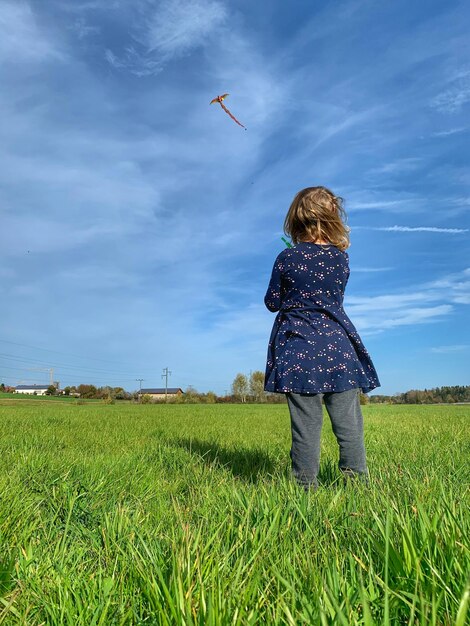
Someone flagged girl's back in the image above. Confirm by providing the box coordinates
[265,242,350,313]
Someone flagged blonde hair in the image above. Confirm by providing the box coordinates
[283,186,351,252]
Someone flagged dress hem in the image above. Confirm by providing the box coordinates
[264,382,380,395]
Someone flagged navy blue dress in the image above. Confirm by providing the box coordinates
[264,242,381,394]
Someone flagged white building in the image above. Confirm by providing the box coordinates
[15,384,50,396]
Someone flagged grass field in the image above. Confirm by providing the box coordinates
[0,393,100,404]
[0,401,468,625]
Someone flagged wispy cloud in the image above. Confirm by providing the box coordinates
[69,17,101,40]
[347,198,425,213]
[214,267,470,348]
[105,48,162,77]
[345,267,470,335]
[145,0,227,55]
[0,1,63,63]
[106,0,227,75]
[430,344,470,353]
[430,68,470,113]
[352,266,395,272]
[429,126,468,137]
[354,225,468,233]
[368,157,424,175]
[59,1,122,11]
[311,105,386,150]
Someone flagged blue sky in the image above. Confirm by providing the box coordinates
[1,0,469,396]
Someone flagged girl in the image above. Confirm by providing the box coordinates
[264,186,381,490]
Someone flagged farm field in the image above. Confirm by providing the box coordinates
[0,402,468,625]
[0,393,104,403]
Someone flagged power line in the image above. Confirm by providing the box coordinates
[0,365,144,385]
[0,350,229,386]
[0,353,144,377]
[0,338,143,369]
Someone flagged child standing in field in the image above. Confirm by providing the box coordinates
[264,186,381,491]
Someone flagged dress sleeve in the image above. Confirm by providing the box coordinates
[264,255,283,312]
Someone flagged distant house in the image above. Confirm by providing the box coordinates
[15,384,49,396]
[139,388,184,400]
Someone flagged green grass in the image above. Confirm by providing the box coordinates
[0,402,468,625]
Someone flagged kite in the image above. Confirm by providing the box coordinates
[281,236,293,249]
[210,93,246,130]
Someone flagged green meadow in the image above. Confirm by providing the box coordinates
[0,401,468,625]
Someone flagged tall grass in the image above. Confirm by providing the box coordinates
[0,403,468,624]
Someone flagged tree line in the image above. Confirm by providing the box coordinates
[2,382,468,404]
[230,377,470,405]
[369,385,470,404]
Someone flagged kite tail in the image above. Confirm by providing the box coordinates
[220,102,247,130]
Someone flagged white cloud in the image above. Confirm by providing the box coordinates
[0,215,130,256]
[310,105,386,150]
[429,127,468,137]
[145,0,227,55]
[106,0,227,75]
[351,305,453,336]
[354,225,468,233]
[105,47,162,77]
[58,1,122,10]
[70,17,101,40]
[0,1,63,63]
[430,344,470,353]
[344,267,470,334]
[430,68,470,113]
[347,198,424,213]
[352,266,394,272]
[368,157,424,175]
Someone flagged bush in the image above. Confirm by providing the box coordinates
[141,394,152,404]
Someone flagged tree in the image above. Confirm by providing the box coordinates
[77,384,97,399]
[113,387,129,400]
[46,385,56,396]
[205,391,217,404]
[183,386,200,403]
[232,373,248,403]
[249,371,266,403]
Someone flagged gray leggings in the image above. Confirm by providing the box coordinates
[286,387,368,489]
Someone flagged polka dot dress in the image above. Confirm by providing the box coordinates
[264,242,381,394]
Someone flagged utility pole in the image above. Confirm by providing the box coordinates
[135,379,144,401]
[161,367,171,403]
